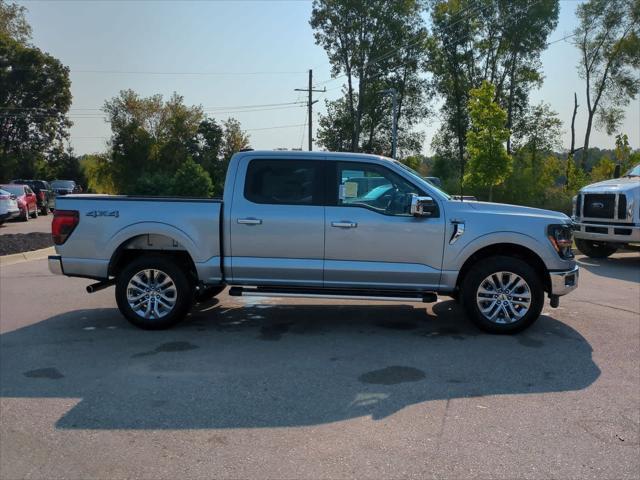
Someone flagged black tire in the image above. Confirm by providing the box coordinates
[575,238,617,259]
[195,285,225,302]
[115,255,194,330]
[40,205,49,216]
[461,255,544,334]
[30,205,38,219]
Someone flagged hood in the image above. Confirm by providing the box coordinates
[457,200,569,222]
[580,176,640,194]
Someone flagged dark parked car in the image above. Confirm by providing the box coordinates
[51,180,82,198]
[11,179,54,215]
[0,184,38,221]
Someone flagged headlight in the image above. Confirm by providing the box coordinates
[547,224,574,259]
[628,197,635,220]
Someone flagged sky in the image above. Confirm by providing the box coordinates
[17,0,640,157]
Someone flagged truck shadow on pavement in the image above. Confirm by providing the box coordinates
[0,299,600,430]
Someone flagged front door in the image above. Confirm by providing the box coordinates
[229,157,326,286]
[324,161,446,290]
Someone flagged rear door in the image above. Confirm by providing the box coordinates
[324,160,446,290]
[229,157,326,286]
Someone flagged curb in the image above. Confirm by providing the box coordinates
[0,246,56,267]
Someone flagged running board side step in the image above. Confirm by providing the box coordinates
[228,286,437,303]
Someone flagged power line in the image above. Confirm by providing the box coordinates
[247,123,306,132]
[69,122,308,140]
[0,101,306,112]
[0,103,306,118]
[72,69,307,76]
[547,32,578,46]
[8,67,307,76]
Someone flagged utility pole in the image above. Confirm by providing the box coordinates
[295,69,325,151]
[382,88,398,159]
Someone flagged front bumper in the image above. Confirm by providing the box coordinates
[572,221,640,243]
[48,255,63,275]
[549,265,579,296]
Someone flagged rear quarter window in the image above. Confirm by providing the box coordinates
[244,159,324,206]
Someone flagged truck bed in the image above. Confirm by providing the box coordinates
[53,195,223,283]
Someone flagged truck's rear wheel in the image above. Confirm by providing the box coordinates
[462,256,544,334]
[115,255,193,330]
[575,238,617,259]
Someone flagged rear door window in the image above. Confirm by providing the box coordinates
[244,159,324,205]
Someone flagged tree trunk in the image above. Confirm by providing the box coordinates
[506,53,518,155]
[565,92,579,187]
[582,108,594,169]
[570,92,578,155]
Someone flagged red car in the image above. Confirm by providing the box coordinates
[0,184,38,221]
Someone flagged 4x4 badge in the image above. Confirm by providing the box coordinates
[86,210,119,218]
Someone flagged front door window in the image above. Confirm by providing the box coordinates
[337,162,423,216]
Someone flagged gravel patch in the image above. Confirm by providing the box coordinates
[0,233,53,256]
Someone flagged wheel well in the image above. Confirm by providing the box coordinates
[456,243,550,293]
[108,235,198,284]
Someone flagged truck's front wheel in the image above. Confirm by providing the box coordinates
[462,256,544,334]
[575,238,617,259]
[115,255,193,330]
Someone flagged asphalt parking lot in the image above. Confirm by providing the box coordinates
[0,214,53,234]
[0,252,638,479]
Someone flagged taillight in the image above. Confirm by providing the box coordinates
[38,191,45,200]
[52,210,79,245]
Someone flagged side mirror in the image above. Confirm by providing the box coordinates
[614,164,621,179]
[410,194,437,217]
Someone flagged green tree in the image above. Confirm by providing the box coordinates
[205,117,250,194]
[427,0,559,190]
[400,154,423,172]
[0,5,72,181]
[171,158,213,197]
[574,0,640,166]
[81,154,115,194]
[311,0,430,155]
[99,90,248,195]
[613,133,635,172]
[590,156,616,182]
[512,102,563,175]
[465,81,512,201]
[0,1,31,44]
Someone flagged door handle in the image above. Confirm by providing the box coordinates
[331,221,357,228]
[237,218,262,225]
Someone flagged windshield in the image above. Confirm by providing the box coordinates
[51,180,75,189]
[623,164,640,177]
[0,185,25,195]
[393,160,451,199]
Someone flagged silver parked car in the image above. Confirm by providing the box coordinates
[0,188,20,224]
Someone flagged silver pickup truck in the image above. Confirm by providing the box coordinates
[49,150,578,333]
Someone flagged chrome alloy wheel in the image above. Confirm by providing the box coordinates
[476,271,532,324]
[126,269,177,319]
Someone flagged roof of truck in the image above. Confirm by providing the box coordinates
[235,150,392,162]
